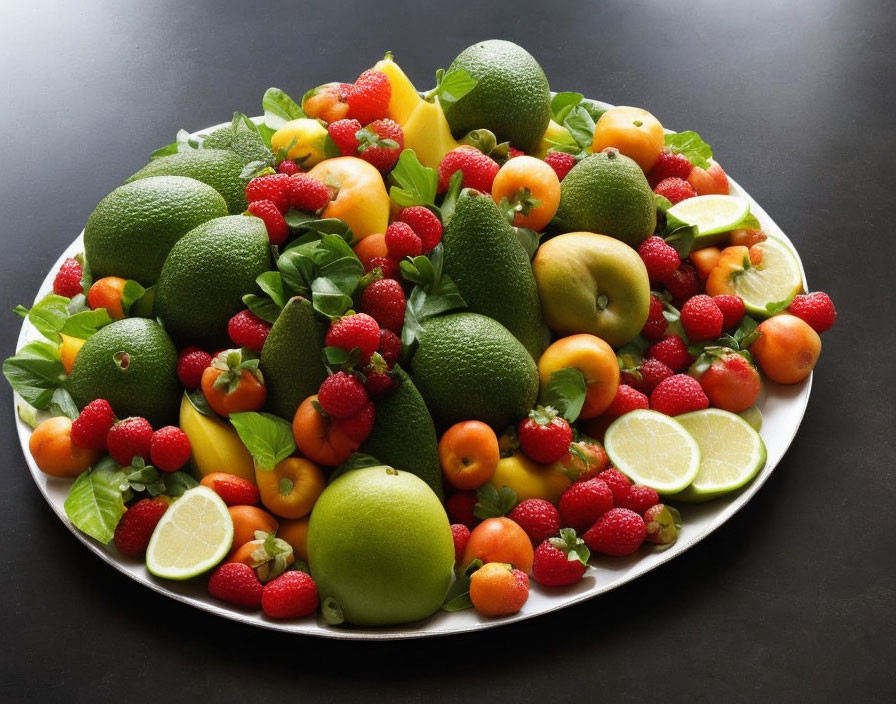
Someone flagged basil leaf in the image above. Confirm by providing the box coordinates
[256,271,286,310]
[120,280,146,315]
[432,69,477,110]
[262,87,305,130]
[438,170,464,224]
[389,149,438,208]
[311,277,353,319]
[64,466,126,544]
[563,105,597,151]
[20,294,70,343]
[3,341,67,409]
[164,471,199,497]
[60,308,112,339]
[664,131,713,169]
[229,411,295,471]
[550,91,584,123]
[49,387,79,420]
[539,367,587,422]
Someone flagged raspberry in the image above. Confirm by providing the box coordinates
[597,467,633,506]
[640,294,669,340]
[207,562,264,608]
[446,491,479,529]
[451,523,471,565]
[277,160,300,175]
[177,346,212,390]
[787,292,836,333]
[201,473,260,506]
[52,257,83,298]
[363,370,395,396]
[603,384,649,419]
[398,206,443,253]
[647,149,694,187]
[346,69,391,125]
[638,236,681,285]
[584,507,646,557]
[654,176,696,204]
[149,426,191,472]
[113,497,168,557]
[377,328,402,367]
[261,570,319,619]
[558,479,614,533]
[532,531,589,587]
[288,173,331,213]
[680,294,724,342]
[625,356,674,395]
[647,335,692,372]
[317,372,369,419]
[326,312,381,363]
[365,256,399,279]
[620,485,660,515]
[228,310,271,353]
[332,400,376,444]
[361,278,405,333]
[664,262,701,304]
[71,399,116,450]
[437,147,500,193]
[518,407,573,464]
[650,374,710,416]
[106,417,153,465]
[507,499,561,545]
[713,294,746,330]
[357,119,403,173]
[327,118,362,156]
[246,200,289,245]
[246,173,291,212]
[384,221,422,260]
[507,146,525,158]
[543,151,577,181]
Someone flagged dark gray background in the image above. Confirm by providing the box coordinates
[1,0,893,701]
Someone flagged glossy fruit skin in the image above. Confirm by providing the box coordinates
[302,82,350,123]
[201,367,266,417]
[277,516,311,561]
[270,118,332,167]
[687,160,729,195]
[353,232,389,270]
[87,276,127,320]
[291,395,360,467]
[59,334,86,375]
[262,571,319,619]
[538,334,620,419]
[469,562,530,617]
[200,473,260,506]
[750,314,821,384]
[227,505,279,559]
[179,394,256,484]
[29,416,101,477]
[307,157,390,242]
[462,517,535,573]
[690,246,722,282]
[517,410,573,464]
[255,457,326,520]
[490,451,571,504]
[556,440,610,481]
[693,352,761,413]
[438,421,500,491]
[491,155,561,231]
[591,106,665,172]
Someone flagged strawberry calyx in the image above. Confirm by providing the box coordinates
[355,127,399,153]
[528,405,560,427]
[210,348,263,393]
[548,528,591,566]
[249,531,294,582]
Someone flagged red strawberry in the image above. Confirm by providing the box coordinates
[603,384,649,420]
[346,69,391,125]
[532,529,590,587]
[261,570,319,619]
[377,328,402,368]
[647,335,693,372]
[680,294,724,342]
[620,485,660,515]
[318,372,369,419]
[384,221,422,259]
[650,374,710,416]
[201,473,260,506]
[52,257,84,298]
[543,151,577,181]
[654,177,696,204]
[228,310,271,353]
[357,119,404,173]
[71,399,116,450]
[665,261,701,304]
[584,507,646,557]
[332,400,376,444]
[623,356,674,395]
[365,256,400,280]
[640,294,669,340]
[558,479,614,533]
[326,313,381,363]
[644,503,679,545]
[451,523,471,564]
[647,149,694,187]
[637,236,681,285]
[247,200,289,245]
[446,491,479,529]
[177,346,213,390]
[361,278,405,333]
[207,562,263,608]
[327,118,362,156]
[597,467,633,506]
[113,497,168,557]
[507,146,525,159]
[437,147,500,193]
[713,294,746,330]
[787,292,836,333]
[518,406,573,464]
[363,369,395,396]
[106,417,153,465]
[398,206,443,253]
[277,160,300,176]
[288,173,332,213]
[150,426,191,472]
[507,498,560,545]
[246,173,291,212]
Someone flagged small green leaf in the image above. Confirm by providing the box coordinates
[655,193,674,215]
[240,160,275,180]
[64,466,126,544]
[428,68,477,109]
[664,131,713,169]
[48,387,79,420]
[186,388,218,418]
[563,105,597,151]
[120,280,146,315]
[389,149,438,208]
[229,411,296,471]
[17,402,40,429]
[256,271,286,310]
[242,293,281,325]
[262,87,305,129]
[311,277,354,320]
[513,227,541,260]
[164,471,199,497]
[665,226,697,258]
[550,92,584,123]
[60,308,112,339]
[3,341,67,409]
[19,294,70,343]
[539,367,587,422]
[474,484,518,519]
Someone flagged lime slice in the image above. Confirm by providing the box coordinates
[604,409,701,494]
[728,236,803,316]
[671,408,767,502]
[667,195,749,236]
[146,486,233,580]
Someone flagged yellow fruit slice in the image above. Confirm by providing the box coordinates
[728,237,804,316]
[178,394,256,484]
[401,98,462,170]
[667,194,749,236]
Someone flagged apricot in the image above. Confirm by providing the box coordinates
[277,517,310,561]
[469,562,529,617]
[462,517,534,573]
[751,314,821,384]
[28,416,101,478]
[491,155,561,232]
[538,334,620,419]
[255,457,326,519]
[591,106,665,172]
[87,276,127,320]
[438,421,500,491]
[227,505,279,558]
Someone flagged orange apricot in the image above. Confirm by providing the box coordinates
[491,155,561,231]
[87,276,127,320]
[462,517,534,573]
[469,562,530,617]
[292,395,359,466]
[28,416,101,477]
[538,334,620,419]
[277,516,310,561]
[227,505,279,557]
[591,106,665,172]
[689,247,721,282]
[353,232,388,269]
[438,421,500,490]
[751,314,821,384]
[255,457,326,519]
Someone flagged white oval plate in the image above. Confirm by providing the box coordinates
[13,116,811,640]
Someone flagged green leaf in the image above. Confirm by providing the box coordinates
[63,466,126,544]
[550,91,584,123]
[240,160,275,180]
[513,227,541,260]
[664,226,697,258]
[48,387,79,420]
[229,411,296,471]
[150,141,179,159]
[539,367,587,422]
[60,308,112,339]
[389,149,438,208]
[664,131,713,169]
[474,483,518,519]
[164,471,199,497]
[262,87,305,130]
[19,294,70,342]
[186,388,217,418]
[311,277,354,319]
[563,105,597,151]
[441,558,483,612]
[256,271,287,310]
[438,170,464,224]
[737,212,762,230]
[427,68,477,109]
[242,293,281,325]
[329,452,384,484]
[119,280,146,315]
[655,193,674,215]
[3,341,67,409]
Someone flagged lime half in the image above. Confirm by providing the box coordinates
[730,236,803,316]
[604,409,701,494]
[146,486,233,580]
[667,194,749,237]
[670,408,767,502]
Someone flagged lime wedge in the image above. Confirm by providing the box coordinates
[670,408,767,502]
[604,409,701,494]
[146,486,233,580]
[729,236,803,316]
[667,195,749,236]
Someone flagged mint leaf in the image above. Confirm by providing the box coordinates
[438,170,464,224]
[550,92,584,123]
[164,471,199,497]
[563,105,597,151]
[389,149,438,208]
[19,294,70,342]
[186,388,217,418]
[539,367,587,422]
[262,87,305,130]
[242,293,281,325]
[429,68,477,110]
[48,388,79,420]
[256,271,287,310]
[64,465,126,543]
[229,411,295,471]
[664,226,697,258]
[664,131,713,169]
[474,484,518,519]
[60,308,112,339]
[311,277,354,319]
[3,341,67,409]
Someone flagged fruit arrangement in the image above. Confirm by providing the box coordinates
[6,40,836,633]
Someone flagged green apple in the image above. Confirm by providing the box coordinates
[532,232,650,347]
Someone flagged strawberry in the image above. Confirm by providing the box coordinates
[647,335,693,372]
[149,426,191,472]
[201,473,260,506]
[246,173,291,212]
[332,400,376,444]
[113,497,168,557]
[713,294,746,330]
[650,374,710,416]
[326,313,381,364]
[665,261,701,304]
[377,328,402,368]
[517,406,573,464]
[637,236,681,285]
[384,221,422,259]
[622,356,674,396]
[346,69,391,125]
[52,257,83,298]
[365,256,400,280]
[318,372,369,419]
[437,147,500,193]
[446,491,479,529]
[680,294,724,342]
[106,417,153,465]
[363,369,395,396]
[647,149,694,187]
[654,177,696,204]
[288,173,332,213]
[597,467,633,506]
[261,570,319,619]
[507,498,560,545]
[787,292,836,333]
[543,151,577,181]
[327,118,362,155]
[619,485,660,515]
[71,399,116,450]
[361,278,405,333]
[357,119,403,173]
[603,384,649,419]
[451,523,471,564]
[207,562,264,608]
[640,294,669,340]
[398,206,443,253]
[177,346,212,390]
[246,200,289,245]
[276,160,300,175]
[584,508,646,557]
[558,479,614,533]
[644,504,679,545]
[532,528,590,587]
[228,310,271,353]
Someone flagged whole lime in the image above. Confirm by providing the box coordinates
[307,465,455,627]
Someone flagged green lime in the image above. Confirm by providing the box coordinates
[727,236,804,316]
[307,466,455,627]
[604,409,701,493]
[739,405,763,432]
[670,408,767,502]
[146,486,234,580]
[666,194,750,239]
